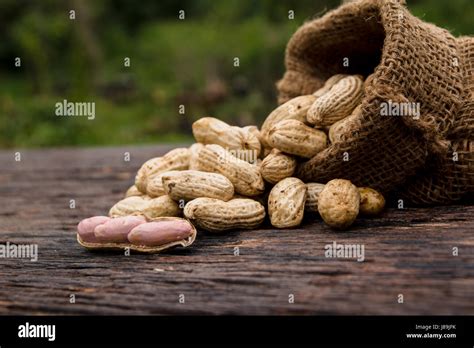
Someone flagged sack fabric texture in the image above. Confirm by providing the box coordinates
[277,0,473,204]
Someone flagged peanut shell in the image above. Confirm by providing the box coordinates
[162,170,234,202]
[195,144,265,196]
[135,148,190,193]
[184,198,265,232]
[307,75,364,127]
[268,177,307,228]
[261,95,316,148]
[358,187,385,216]
[192,117,261,160]
[318,179,360,229]
[268,119,327,158]
[260,149,297,184]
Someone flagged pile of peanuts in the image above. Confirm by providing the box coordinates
[77,74,385,253]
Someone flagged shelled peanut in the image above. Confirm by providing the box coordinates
[77,215,196,253]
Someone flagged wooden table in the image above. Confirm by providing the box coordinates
[0,145,472,315]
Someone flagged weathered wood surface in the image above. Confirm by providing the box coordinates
[0,146,473,315]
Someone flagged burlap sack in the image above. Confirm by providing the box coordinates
[277,0,473,204]
[400,37,474,204]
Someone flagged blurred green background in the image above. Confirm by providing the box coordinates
[0,0,472,148]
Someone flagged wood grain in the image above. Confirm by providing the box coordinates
[0,146,473,315]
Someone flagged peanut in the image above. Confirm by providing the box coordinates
[192,117,261,160]
[128,218,196,248]
[188,143,204,170]
[358,187,385,216]
[77,216,196,253]
[317,179,360,229]
[260,149,297,184]
[260,95,316,148]
[94,215,146,243]
[305,183,325,212]
[307,75,364,127]
[328,104,362,143]
[195,144,265,196]
[125,185,144,198]
[109,195,181,219]
[135,148,190,193]
[162,170,234,202]
[77,216,111,243]
[313,74,348,98]
[146,171,180,198]
[268,119,327,158]
[268,177,307,228]
[184,198,265,232]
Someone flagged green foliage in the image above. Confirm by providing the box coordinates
[409,0,474,36]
